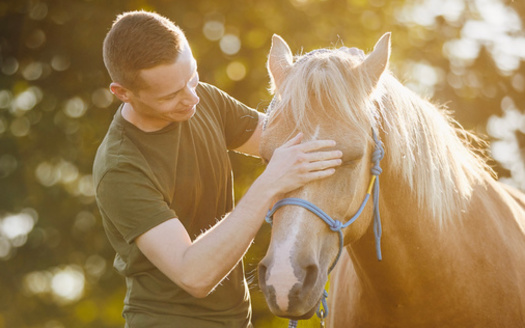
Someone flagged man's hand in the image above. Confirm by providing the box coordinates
[260,133,343,196]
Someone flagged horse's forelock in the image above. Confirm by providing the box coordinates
[268,48,379,137]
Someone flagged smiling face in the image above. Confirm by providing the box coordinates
[116,40,200,131]
[258,33,391,319]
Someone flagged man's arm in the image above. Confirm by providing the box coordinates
[233,112,265,157]
[136,132,342,298]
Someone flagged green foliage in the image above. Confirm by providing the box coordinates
[0,0,523,327]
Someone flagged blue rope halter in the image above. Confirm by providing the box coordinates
[264,129,384,326]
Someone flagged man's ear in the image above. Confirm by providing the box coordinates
[110,82,132,103]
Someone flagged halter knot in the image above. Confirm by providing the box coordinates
[371,131,385,176]
[371,165,382,176]
[329,220,343,232]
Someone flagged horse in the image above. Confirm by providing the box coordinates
[258,32,525,327]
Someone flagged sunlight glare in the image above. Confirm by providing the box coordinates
[9,117,31,137]
[226,61,247,81]
[220,34,241,55]
[77,175,95,197]
[13,87,43,112]
[25,29,46,49]
[0,90,13,109]
[91,88,113,108]
[203,20,225,41]
[85,254,107,280]
[51,265,85,304]
[1,57,19,75]
[0,237,11,259]
[29,1,48,20]
[36,161,61,187]
[51,55,71,72]
[63,97,87,118]
[1,210,37,242]
[395,0,464,26]
[403,61,443,97]
[475,0,521,32]
[487,97,525,190]
[22,62,44,81]
[23,270,52,295]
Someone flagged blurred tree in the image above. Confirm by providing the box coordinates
[0,0,523,327]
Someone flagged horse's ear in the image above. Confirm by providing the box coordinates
[268,34,293,91]
[363,32,391,85]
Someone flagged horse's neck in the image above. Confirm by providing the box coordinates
[347,174,525,315]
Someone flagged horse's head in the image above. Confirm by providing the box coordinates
[258,33,391,319]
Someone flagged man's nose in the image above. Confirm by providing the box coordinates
[182,87,199,106]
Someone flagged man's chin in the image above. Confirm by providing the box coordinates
[172,106,196,121]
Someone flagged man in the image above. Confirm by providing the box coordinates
[93,10,342,327]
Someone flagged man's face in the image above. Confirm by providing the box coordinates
[128,40,200,125]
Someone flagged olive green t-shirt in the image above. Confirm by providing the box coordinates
[93,83,259,327]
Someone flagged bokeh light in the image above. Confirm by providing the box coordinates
[51,54,71,72]
[0,209,38,259]
[226,61,247,81]
[1,57,19,75]
[63,97,87,118]
[203,20,225,41]
[91,88,114,109]
[0,0,523,327]
[220,34,241,55]
[51,265,85,304]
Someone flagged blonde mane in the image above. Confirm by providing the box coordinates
[268,48,378,138]
[267,48,493,225]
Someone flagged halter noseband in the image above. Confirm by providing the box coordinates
[264,128,384,325]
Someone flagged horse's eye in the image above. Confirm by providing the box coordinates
[341,160,359,168]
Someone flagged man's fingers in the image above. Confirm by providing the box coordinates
[305,150,343,163]
[296,139,337,153]
[282,133,303,147]
[306,158,343,171]
[304,168,337,181]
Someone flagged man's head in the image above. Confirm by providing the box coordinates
[103,11,200,130]
[103,10,186,91]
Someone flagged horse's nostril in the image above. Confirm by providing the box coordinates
[303,264,319,290]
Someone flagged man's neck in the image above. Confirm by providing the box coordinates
[121,103,169,132]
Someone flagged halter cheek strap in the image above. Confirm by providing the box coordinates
[264,129,384,325]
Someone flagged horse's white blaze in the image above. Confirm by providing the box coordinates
[265,193,309,311]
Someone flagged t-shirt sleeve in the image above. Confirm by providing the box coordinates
[96,165,177,244]
[199,83,260,149]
